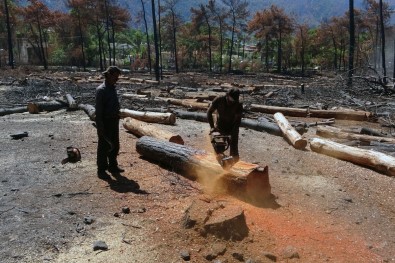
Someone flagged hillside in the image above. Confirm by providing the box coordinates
[23,0,381,27]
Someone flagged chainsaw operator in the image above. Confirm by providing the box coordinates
[207,88,243,162]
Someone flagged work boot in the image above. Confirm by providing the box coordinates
[98,170,112,180]
[108,166,125,174]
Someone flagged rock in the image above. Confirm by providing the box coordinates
[180,249,190,261]
[262,251,277,261]
[122,206,130,214]
[84,216,94,224]
[282,245,299,259]
[93,240,108,251]
[231,252,244,261]
[203,205,248,241]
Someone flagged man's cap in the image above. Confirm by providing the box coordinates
[103,66,121,76]
[226,88,240,102]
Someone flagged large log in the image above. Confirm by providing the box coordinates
[174,110,306,136]
[274,112,307,149]
[310,137,395,177]
[27,100,67,114]
[78,103,96,121]
[0,106,27,116]
[157,97,209,110]
[120,108,176,125]
[123,117,184,144]
[316,125,395,144]
[136,136,271,203]
[250,104,374,121]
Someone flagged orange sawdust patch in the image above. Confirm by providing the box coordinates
[244,204,382,262]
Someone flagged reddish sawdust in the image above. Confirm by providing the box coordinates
[244,203,381,262]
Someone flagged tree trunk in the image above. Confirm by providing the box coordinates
[0,106,27,116]
[123,117,183,144]
[274,112,307,149]
[78,103,96,121]
[250,104,374,121]
[136,136,271,203]
[27,101,67,114]
[158,97,209,110]
[316,125,395,144]
[120,109,176,125]
[310,138,395,177]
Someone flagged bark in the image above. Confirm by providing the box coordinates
[27,101,67,114]
[250,104,374,121]
[274,112,307,149]
[136,136,271,203]
[78,103,96,121]
[0,106,27,116]
[316,125,395,144]
[123,117,184,145]
[310,138,395,177]
[120,109,176,125]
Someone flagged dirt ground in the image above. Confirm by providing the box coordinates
[0,69,394,263]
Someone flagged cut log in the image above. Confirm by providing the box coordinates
[157,97,209,110]
[360,127,387,137]
[78,103,96,121]
[0,106,27,116]
[250,104,374,121]
[123,117,184,144]
[65,94,78,110]
[120,108,176,125]
[122,93,149,99]
[316,125,395,144]
[274,112,307,149]
[27,100,67,114]
[310,137,395,177]
[136,136,271,203]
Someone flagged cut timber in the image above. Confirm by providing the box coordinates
[310,137,395,177]
[136,136,271,203]
[122,93,149,99]
[251,104,307,117]
[274,112,307,149]
[157,97,209,110]
[123,117,184,144]
[65,94,78,110]
[250,104,374,121]
[316,125,395,144]
[120,108,176,125]
[78,103,96,121]
[0,106,27,116]
[27,101,67,114]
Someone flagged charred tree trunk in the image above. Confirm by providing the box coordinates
[136,136,271,203]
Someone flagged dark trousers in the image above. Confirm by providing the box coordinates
[97,118,120,171]
[217,122,239,157]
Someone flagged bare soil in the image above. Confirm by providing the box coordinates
[0,68,394,263]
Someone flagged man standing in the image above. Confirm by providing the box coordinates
[95,66,124,180]
[207,88,243,163]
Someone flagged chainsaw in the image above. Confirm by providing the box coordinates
[210,131,236,170]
